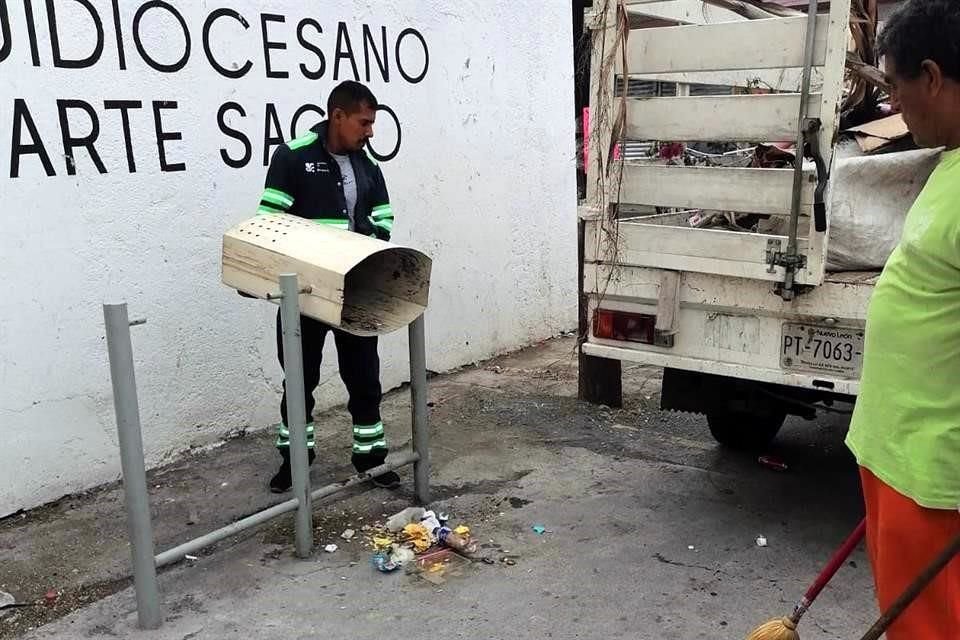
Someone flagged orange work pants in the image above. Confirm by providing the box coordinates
[860,467,960,639]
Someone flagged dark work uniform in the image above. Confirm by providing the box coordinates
[258,121,394,471]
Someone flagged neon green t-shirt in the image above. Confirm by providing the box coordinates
[846,147,960,509]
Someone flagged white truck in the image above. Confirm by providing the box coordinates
[578,0,924,449]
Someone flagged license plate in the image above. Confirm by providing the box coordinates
[780,323,864,377]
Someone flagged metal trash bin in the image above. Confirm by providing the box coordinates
[222,213,432,335]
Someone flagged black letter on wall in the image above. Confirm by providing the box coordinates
[333,22,358,81]
[297,18,324,80]
[366,104,401,163]
[218,102,251,169]
[104,100,143,172]
[290,104,324,139]
[263,103,284,166]
[56,99,107,175]
[260,13,287,79]
[10,99,55,178]
[152,100,185,172]
[23,0,41,65]
[47,0,104,69]
[0,1,11,63]
[204,8,251,78]
[133,1,191,73]
[111,0,126,69]
[396,28,428,84]
[362,25,389,82]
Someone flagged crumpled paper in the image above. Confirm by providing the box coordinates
[402,523,432,552]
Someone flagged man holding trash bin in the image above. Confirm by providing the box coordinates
[253,80,400,493]
[845,1,960,637]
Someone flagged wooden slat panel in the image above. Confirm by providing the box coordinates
[613,164,814,215]
[620,15,829,74]
[593,250,794,282]
[803,0,853,286]
[598,252,787,281]
[586,219,805,263]
[631,68,824,93]
[584,218,815,283]
[624,0,749,24]
[655,270,682,334]
[626,93,821,141]
[583,264,869,306]
[812,0,852,183]
[585,0,619,207]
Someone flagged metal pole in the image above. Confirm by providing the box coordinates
[783,0,821,300]
[154,452,418,568]
[278,274,313,558]
[103,303,162,630]
[408,314,431,505]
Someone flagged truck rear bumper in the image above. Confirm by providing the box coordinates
[583,267,878,396]
[582,341,860,395]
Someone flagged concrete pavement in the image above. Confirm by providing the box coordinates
[9,338,878,639]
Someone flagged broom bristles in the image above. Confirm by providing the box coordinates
[744,616,800,640]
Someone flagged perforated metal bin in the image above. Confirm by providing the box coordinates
[222,213,432,336]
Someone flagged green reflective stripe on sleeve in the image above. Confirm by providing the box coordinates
[312,218,349,229]
[352,440,387,453]
[258,205,283,215]
[371,209,393,221]
[262,188,294,208]
[286,131,318,150]
[371,218,393,233]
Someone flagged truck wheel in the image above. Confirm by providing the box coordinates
[706,411,786,450]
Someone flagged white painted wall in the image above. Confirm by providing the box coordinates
[0,0,576,516]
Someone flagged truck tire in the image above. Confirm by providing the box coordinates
[706,411,786,450]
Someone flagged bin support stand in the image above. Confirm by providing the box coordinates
[103,303,162,631]
[103,274,431,629]
[278,274,314,558]
[408,313,431,505]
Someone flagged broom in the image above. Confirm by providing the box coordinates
[745,518,867,640]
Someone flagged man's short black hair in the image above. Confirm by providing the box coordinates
[327,81,378,115]
[877,0,960,81]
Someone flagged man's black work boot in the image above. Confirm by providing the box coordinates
[352,452,401,489]
[269,448,316,493]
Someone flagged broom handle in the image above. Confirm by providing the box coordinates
[858,530,960,640]
[790,518,867,623]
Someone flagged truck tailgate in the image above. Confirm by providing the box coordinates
[583,266,877,395]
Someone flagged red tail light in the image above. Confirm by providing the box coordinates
[593,309,657,344]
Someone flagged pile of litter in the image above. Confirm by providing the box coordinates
[363,507,480,574]
[317,504,528,583]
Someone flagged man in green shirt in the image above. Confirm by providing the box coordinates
[845,2,960,637]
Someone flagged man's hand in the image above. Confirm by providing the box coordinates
[368,216,391,241]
